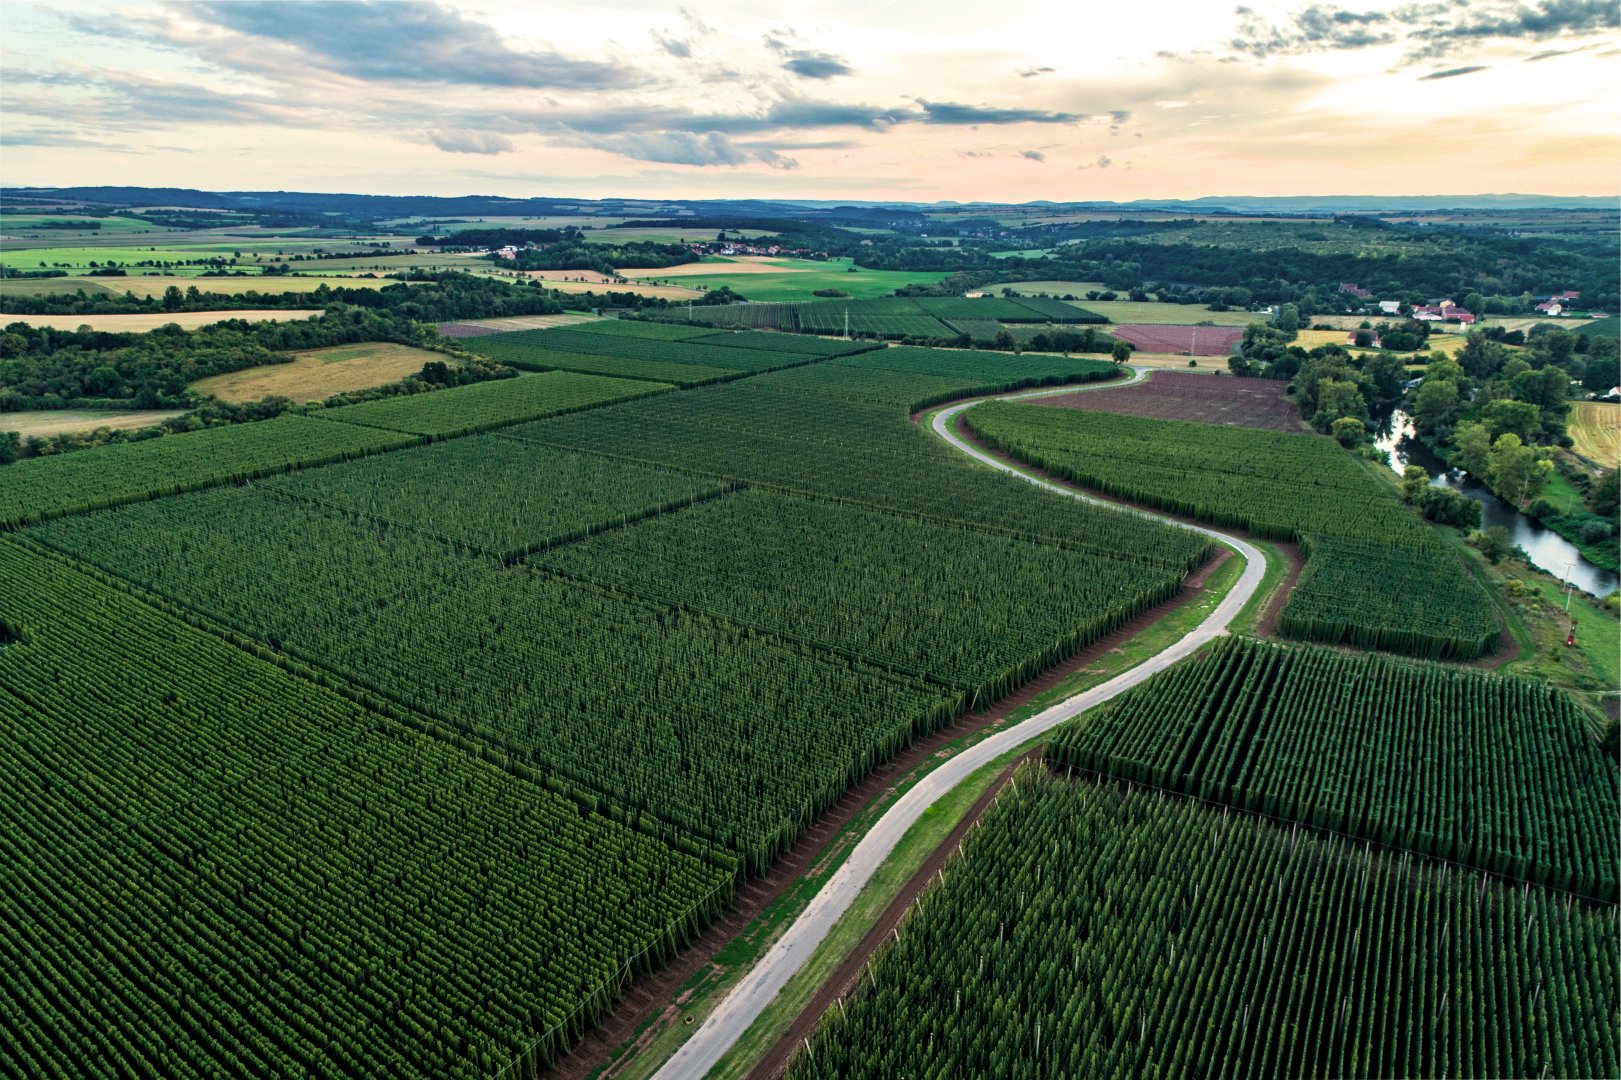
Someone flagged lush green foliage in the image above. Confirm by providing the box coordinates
[561,319,718,341]
[268,436,733,561]
[0,541,733,1078]
[963,401,1503,658]
[318,370,666,438]
[789,768,1621,1080]
[460,342,740,386]
[0,414,418,528]
[964,402,1426,543]
[682,329,876,356]
[1049,637,1619,900]
[754,347,1117,411]
[508,384,1209,572]
[1282,535,1500,659]
[515,328,833,373]
[538,490,1184,704]
[32,489,956,871]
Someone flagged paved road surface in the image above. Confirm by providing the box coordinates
[654,369,1266,1079]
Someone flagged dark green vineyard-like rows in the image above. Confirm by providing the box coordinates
[0,542,733,1078]
[0,415,419,529]
[538,489,1184,703]
[1048,637,1620,901]
[266,436,734,562]
[963,401,1501,659]
[318,369,665,438]
[789,769,1620,1080]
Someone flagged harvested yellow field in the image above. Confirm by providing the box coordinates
[5,309,319,332]
[438,313,600,334]
[2,409,185,439]
[530,276,702,300]
[1570,402,1620,467]
[1293,329,1350,349]
[191,342,443,403]
[624,256,807,278]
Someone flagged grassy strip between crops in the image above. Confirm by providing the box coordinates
[604,551,1246,1080]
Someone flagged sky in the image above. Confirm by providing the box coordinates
[1,0,1617,202]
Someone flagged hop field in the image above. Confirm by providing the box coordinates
[1048,636,1620,900]
[789,768,1621,1080]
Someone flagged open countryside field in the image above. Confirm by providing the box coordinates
[1110,324,1244,355]
[2,409,186,439]
[0,213,170,236]
[624,256,951,302]
[1571,401,1620,466]
[434,312,601,337]
[512,272,703,299]
[985,280,1107,296]
[191,341,444,402]
[4,309,320,331]
[1033,370,1306,433]
[1075,299,1262,325]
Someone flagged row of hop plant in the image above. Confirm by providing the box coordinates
[1047,636,1619,902]
[787,767,1620,1080]
[0,541,735,1078]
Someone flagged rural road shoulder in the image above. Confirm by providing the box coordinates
[653,366,1266,1080]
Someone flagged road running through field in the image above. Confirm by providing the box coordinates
[654,366,1267,1080]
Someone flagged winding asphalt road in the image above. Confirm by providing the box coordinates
[653,368,1267,1080]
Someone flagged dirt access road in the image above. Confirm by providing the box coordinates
[652,369,1267,1079]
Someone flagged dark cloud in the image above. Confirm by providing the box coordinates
[1021,149,1046,162]
[1077,155,1113,170]
[565,129,798,169]
[1018,65,1056,78]
[429,129,516,154]
[781,51,854,79]
[652,31,693,59]
[916,100,1083,124]
[186,1,643,89]
[1226,0,1618,62]
[1419,65,1489,79]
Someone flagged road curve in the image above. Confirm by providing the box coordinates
[654,368,1267,1080]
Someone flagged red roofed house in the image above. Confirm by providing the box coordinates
[1415,299,1475,324]
[1535,300,1564,316]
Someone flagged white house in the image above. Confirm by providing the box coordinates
[1378,300,1401,315]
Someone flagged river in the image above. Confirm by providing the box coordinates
[1373,409,1618,597]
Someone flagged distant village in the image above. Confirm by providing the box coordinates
[1333,282,1599,325]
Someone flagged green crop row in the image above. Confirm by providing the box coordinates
[30,489,957,872]
[0,541,733,1077]
[1281,535,1500,659]
[538,490,1185,704]
[265,436,735,562]
[789,767,1620,1080]
[506,382,1209,573]
[458,340,740,386]
[0,415,419,529]
[1047,636,1619,901]
[318,370,668,438]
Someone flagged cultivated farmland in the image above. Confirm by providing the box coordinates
[1108,323,1246,355]
[1048,636,1620,900]
[190,341,444,402]
[787,767,1620,1080]
[1029,369,1306,432]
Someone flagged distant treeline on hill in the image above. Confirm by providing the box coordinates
[0,272,565,321]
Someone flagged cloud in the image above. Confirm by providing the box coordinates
[1225,0,1619,63]
[429,129,516,154]
[1021,149,1046,162]
[184,1,643,89]
[1154,99,1190,108]
[915,100,1083,124]
[1419,65,1489,80]
[1077,155,1114,170]
[652,31,693,59]
[781,51,854,79]
[1018,65,1056,78]
[565,129,798,169]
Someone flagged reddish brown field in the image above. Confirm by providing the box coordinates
[1033,370,1308,433]
[1111,324,1245,355]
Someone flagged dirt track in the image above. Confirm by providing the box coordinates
[549,542,1234,1080]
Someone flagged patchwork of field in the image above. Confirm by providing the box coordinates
[1109,323,1245,355]
[1571,401,1620,465]
[1032,370,1304,432]
[3,309,321,332]
[190,342,446,403]
[1,408,186,439]
[983,279,1107,296]
[0,274,401,299]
